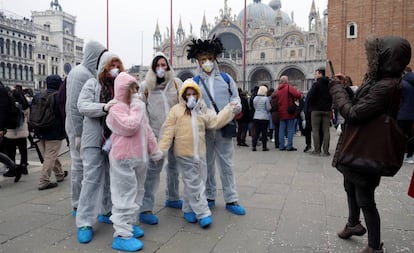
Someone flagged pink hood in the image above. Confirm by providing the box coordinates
[114,72,137,102]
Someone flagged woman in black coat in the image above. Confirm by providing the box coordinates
[329,36,411,253]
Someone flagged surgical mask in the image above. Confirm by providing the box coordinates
[109,68,119,78]
[202,60,214,73]
[156,68,166,78]
[186,95,197,109]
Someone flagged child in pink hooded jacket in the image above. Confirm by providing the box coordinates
[106,72,162,252]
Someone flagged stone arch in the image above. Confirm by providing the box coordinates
[278,67,306,91]
[248,67,272,92]
[177,70,194,82]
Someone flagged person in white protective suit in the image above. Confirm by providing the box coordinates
[65,41,107,216]
[106,72,163,251]
[187,37,246,215]
[138,52,183,225]
[76,51,124,244]
[158,79,236,228]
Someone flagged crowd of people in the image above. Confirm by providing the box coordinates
[0,35,413,253]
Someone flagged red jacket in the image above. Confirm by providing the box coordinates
[275,83,302,120]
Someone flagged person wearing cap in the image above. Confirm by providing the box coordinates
[158,78,235,228]
[187,37,245,215]
[33,75,68,190]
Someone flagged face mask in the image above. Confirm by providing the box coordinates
[156,68,166,78]
[186,95,197,109]
[109,68,119,78]
[202,60,214,73]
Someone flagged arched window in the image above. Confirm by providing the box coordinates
[0,63,4,79]
[347,22,358,39]
[12,40,16,56]
[6,39,10,55]
[17,42,22,57]
[260,52,265,60]
[0,38,4,54]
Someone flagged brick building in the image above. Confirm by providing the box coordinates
[327,0,414,85]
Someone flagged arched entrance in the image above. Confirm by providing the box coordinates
[279,68,306,91]
[177,71,194,82]
[249,68,272,92]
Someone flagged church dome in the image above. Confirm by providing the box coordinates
[269,0,281,10]
[237,0,276,26]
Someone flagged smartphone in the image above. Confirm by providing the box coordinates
[327,60,335,78]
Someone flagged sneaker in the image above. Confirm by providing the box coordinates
[38,182,58,191]
[270,139,275,143]
[132,225,144,238]
[262,148,269,151]
[183,212,197,223]
[77,226,93,243]
[337,223,367,239]
[225,202,246,215]
[139,211,158,225]
[359,242,384,253]
[207,199,215,208]
[286,147,297,151]
[404,156,414,164]
[57,170,68,182]
[98,212,113,224]
[165,200,183,209]
[112,237,143,252]
[199,216,212,228]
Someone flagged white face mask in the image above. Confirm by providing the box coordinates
[109,68,119,78]
[202,60,214,73]
[156,68,166,78]
[186,95,197,109]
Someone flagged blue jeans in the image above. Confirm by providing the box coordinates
[278,119,295,149]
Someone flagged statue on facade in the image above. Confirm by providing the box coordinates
[50,0,62,11]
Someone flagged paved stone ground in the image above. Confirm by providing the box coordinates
[0,130,413,253]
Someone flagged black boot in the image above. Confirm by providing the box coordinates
[21,163,28,175]
[14,165,23,183]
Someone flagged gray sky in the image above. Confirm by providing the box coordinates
[3,0,327,67]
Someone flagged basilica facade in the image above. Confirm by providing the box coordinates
[153,0,327,92]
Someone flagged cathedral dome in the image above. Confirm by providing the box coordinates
[269,0,281,10]
[237,0,276,26]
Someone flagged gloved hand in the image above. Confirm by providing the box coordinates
[75,136,81,152]
[150,150,164,162]
[104,99,118,112]
[229,101,241,114]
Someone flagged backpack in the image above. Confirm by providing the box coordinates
[29,91,58,131]
[5,89,24,129]
[193,72,232,96]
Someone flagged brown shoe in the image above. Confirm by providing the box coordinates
[57,170,68,182]
[38,182,58,191]
[360,242,384,253]
[337,223,367,239]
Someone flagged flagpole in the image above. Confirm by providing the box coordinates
[106,0,109,49]
[170,0,173,65]
[243,0,246,91]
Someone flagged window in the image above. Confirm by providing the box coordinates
[347,22,358,39]
[260,52,265,60]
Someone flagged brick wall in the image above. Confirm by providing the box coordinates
[327,0,414,85]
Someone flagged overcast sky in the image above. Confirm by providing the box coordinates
[2,0,327,68]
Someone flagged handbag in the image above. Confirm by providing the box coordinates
[287,85,298,114]
[234,111,244,120]
[199,78,236,138]
[338,85,406,177]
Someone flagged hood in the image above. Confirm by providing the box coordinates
[257,86,268,96]
[403,71,414,85]
[178,78,202,103]
[114,72,138,102]
[277,83,287,91]
[82,40,107,75]
[46,74,62,90]
[144,52,176,90]
[364,35,411,81]
[98,51,119,76]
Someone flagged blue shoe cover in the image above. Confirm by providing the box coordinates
[139,212,158,225]
[112,237,143,252]
[72,209,77,217]
[226,204,246,215]
[199,216,212,228]
[207,200,215,208]
[77,226,93,243]
[165,200,183,209]
[98,213,113,224]
[183,212,197,223]
[132,225,144,238]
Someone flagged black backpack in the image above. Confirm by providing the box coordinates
[29,91,58,131]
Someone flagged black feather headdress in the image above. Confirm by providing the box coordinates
[187,35,224,60]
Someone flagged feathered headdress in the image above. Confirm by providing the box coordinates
[187,35,224,60]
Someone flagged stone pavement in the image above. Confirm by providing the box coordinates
[0,130,413,253]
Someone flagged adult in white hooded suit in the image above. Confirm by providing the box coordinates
[76,51,122,243]
[65,41,107,215]
[138,52,183,225]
